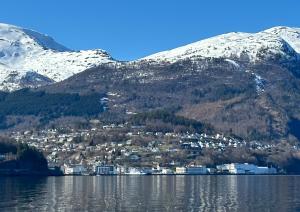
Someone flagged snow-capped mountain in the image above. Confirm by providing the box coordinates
[1,23,300,92]
[141,26,300,63]
[0,23,115,91]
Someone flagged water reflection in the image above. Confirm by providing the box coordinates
[1,176,300,211]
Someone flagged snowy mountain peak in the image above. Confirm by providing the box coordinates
[263,26,300,53]
[0,23,70,53]
[0,23,115,91]
[141,26,300,63]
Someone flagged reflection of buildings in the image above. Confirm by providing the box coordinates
[3,175,298,211]
[171,175,239,211]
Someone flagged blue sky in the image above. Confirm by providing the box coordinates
[1,0,300,60]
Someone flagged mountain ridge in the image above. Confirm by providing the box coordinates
[141,26,300,63]
[1,24,300,91]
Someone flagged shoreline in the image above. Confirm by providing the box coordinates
[1,173,291,177]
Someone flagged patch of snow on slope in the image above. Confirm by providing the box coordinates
[21,49,113,82]
[225,59,240,68]
[253,73,265,94]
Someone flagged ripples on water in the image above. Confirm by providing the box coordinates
[1,175,300,211]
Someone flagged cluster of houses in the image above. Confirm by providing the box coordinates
[62,163,277,176]
[7,127,281,162]
[9,124,282,151]
[3,122,295,176]
[6,128,248,162]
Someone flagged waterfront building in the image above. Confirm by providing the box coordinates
[126,167,146,175]
[161,168,173,174]
[95,165,117,175]
[175,167,187,174]
[217,163,277,174]
[63,164,86,175]
[186,166,208,174]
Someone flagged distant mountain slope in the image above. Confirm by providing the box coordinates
[43,55,300,142]
[0,23,115,91]
[42,26,300,142]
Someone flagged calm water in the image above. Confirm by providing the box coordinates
[1,175,300,211]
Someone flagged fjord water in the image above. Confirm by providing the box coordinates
[1,176,300,211]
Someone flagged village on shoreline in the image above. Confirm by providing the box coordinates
[1,119,297,176]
